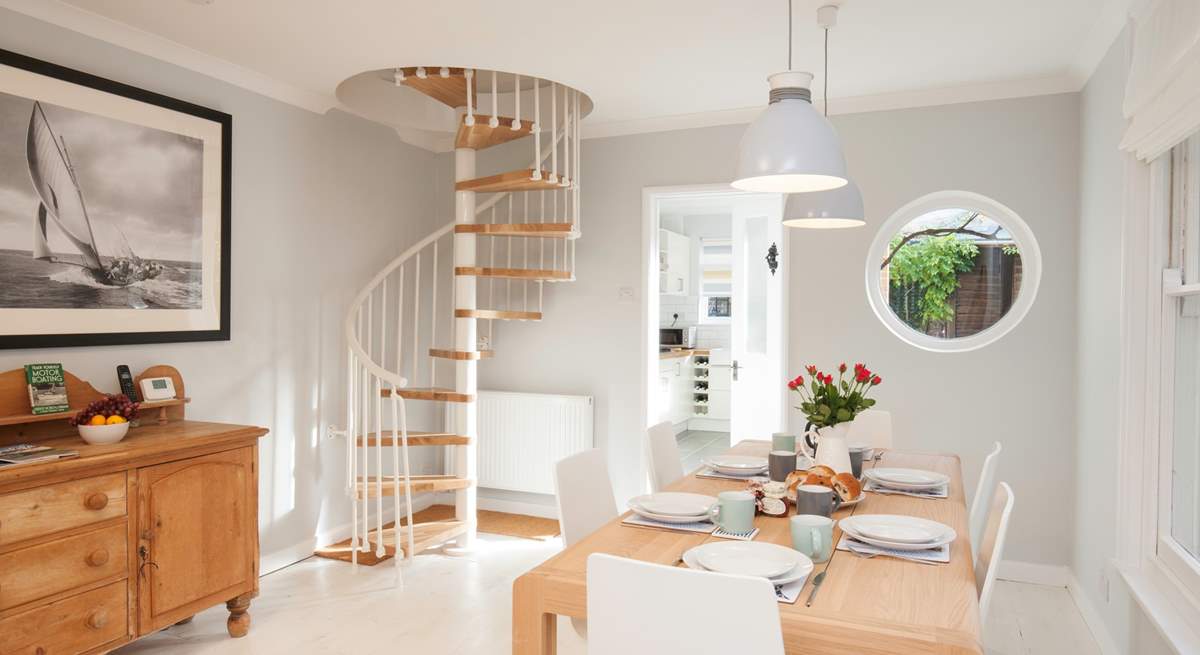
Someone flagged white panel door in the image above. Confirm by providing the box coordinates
[729,195,785,443]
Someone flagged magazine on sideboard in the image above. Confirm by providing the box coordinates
[0,442,78,468]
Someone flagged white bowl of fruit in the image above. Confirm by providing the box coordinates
[73,395,139,445]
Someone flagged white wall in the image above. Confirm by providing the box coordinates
[1072,29,1173,655]
[466,95,1082,569]
[0,10,442,569]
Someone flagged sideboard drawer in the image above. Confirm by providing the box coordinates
[0,523,127,611]
[0,472,126,547]
[0,581,127,655]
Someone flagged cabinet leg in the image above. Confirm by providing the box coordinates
[226,593,252,638]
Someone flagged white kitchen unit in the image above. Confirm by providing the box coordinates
[659,228,692,296]
[657,354,693,433]
[690,348,730,432]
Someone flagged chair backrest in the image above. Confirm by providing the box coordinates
[847,408,893,450]
[968,442,1003,562]
[586,553,784,655]
[975,481,1014,624]
[646,421,684,492]
[554,449,619,547]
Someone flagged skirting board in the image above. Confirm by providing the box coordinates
[259,494,438,575]
[688,417,729,432]
[1067,575,1122,655]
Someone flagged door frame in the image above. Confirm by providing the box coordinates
[640,184,790,459]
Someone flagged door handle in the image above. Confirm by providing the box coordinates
[731,360,739,382]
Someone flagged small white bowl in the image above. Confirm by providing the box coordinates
[78,422,130,445]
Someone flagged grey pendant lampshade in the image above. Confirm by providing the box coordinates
[732,72,848,193]
[783,177,865,228]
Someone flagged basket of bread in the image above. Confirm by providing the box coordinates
[784,465,864,506]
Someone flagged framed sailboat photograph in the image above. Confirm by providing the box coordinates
[0,48,230,349]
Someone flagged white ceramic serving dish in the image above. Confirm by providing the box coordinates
[629,492,717,517]
[693,541,804,578]
[629,505,712,525]
[683,544,813,585]
[865,467,950,491]
[77,422,130,445]
[839,515,957,551]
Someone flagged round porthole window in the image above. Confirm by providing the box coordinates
[864,191,1041,353]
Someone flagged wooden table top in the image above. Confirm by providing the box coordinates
[515,441,982,655]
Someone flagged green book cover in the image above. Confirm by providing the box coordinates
[25,363,68,415]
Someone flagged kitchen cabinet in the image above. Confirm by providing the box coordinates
[659,229,692,296]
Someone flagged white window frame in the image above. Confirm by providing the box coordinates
[1117,135,1200,652]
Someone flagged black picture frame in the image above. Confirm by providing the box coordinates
[0,47,231,350]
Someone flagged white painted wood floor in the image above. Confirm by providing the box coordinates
[114,534,1100,654]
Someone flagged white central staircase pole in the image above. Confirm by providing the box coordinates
[454,145,478,547]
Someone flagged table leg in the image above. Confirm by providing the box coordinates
[513,574,557,655]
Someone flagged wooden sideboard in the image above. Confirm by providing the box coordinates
[0,366,268,654]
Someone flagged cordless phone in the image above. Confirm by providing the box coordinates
[117,365,139,402]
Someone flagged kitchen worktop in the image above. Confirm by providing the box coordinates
[659,348,710,360]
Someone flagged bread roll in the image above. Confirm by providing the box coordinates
[831,472,862,502]
[802,470,834,488]
[809,464,836,479]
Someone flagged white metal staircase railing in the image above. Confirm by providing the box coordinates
[327,68,584,574]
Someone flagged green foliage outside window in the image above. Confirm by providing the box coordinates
[887,235,979,329]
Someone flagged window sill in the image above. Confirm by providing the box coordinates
[1118,559,1200,654]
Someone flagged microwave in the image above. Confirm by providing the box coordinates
[660,327,697,348]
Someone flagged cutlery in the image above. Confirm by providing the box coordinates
[845,543,940,566]
[805,570,826,607]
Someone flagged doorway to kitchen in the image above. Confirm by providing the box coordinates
[641,185,789,476]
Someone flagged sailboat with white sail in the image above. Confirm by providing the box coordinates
[26,101,162,286]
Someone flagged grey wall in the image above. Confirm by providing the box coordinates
[1072,30,1173,655]
[0,9,441,569]
[465,94,1082,566]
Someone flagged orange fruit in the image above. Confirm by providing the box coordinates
[105,415,127,425]
[88,415,107,426]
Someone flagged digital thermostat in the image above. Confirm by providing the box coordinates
[139,377,176,401]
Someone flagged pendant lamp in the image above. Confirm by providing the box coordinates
[732,1,848,193]
[783,4,866,228]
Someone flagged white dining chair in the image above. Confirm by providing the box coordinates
[586,553,785,655]
[847,408,893,450]
[975,481,1014,624]
[555,449,620,640]
[646,421,685,492]
[968,441,1002,562]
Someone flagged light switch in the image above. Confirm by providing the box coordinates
[617,286,636,303]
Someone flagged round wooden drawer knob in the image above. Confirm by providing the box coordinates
[84,493,108,511]
[88,609,108,629]
[86,549,109,567]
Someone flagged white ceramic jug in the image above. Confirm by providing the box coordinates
[799,423,853,474]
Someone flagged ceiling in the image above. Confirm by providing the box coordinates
[3,0,1131,144]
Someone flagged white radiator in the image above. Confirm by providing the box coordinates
[477,390,594,495]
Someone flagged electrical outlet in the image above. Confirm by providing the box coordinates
[617,286,636,303]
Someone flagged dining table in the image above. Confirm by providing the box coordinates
[511,440,983,654]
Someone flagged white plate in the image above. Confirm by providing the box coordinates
[865,468,949,491]
[683,546,813,586]
[629,492,717,517]
[629,506,712,525]
[693,541,804,579]
[702,455,769,475]
[840,515,957,551]
[839,491,867,507]
[843,514,943,544]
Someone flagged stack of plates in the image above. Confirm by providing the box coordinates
[864,467,949,492]
[682,541,813,585]
[701,455,768,476]
[839,514,956,551]
[628,492,718,524]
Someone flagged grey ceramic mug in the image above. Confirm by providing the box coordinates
[769,450,797,482]
[794,484,842,518]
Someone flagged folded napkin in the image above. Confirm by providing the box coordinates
[863,479,948,499]
[772,576,809,604]
[835,534,950,564]
[695,466,768,482]
[712,526,759,541]
[622,513,717,534]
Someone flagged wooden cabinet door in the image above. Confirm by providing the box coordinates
[136,447,258,634]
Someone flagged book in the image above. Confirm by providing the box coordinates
[25,363,68,415]
[0,443,78,467]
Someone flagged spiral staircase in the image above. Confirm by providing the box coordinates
[315,67,589,572]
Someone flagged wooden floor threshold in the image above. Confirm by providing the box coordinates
[355,431,471,447]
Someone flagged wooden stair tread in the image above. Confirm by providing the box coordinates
[455,169,571,193]
[456,115,534,149]
[356,431,471,447]
[455,266,571,281]
[380,387,475,403]
[397,67,472,108]
[455,309,543,321]
[355,475,473,498]
[429,348,494,360]
[314,518,467,563]
[455,223,575,238]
